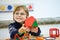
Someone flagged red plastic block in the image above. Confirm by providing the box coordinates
[49,28,59,38]
[24,16,36,28]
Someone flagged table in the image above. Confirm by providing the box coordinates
[4,35,60,40]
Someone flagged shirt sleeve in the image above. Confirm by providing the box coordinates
[8,24,24,39]
[8,24,18,39]
[29,27,41,36]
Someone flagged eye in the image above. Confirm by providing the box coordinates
[20,13,26,15]
[15,13,19,15]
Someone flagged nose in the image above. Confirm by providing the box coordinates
[18,14,21,17]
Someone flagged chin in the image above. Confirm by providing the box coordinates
[17,20,24,23]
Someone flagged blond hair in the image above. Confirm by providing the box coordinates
[13,5,29,16]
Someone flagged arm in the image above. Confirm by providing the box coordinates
[8,24,24,39]
[29,27,41,36]
[8,24,18,39]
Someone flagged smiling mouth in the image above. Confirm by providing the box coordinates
[17,18,23,20]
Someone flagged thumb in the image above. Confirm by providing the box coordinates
[22,24,26,29]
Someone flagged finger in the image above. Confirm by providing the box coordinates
[36,27,38,30]
[22,24,24,27]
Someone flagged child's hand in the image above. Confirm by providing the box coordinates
[18,24,30,33]
[25,27,30,32]
[18,24,26,33]
[31,27,38,33]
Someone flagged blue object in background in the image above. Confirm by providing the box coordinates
[7,5,12,10]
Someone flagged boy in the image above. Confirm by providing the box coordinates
[8,6,41,40]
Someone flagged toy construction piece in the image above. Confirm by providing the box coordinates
[14,34,23,40]
[32,20,38,27]
[14,33,30,40]
[18,32,25,36]
[24,16,36,28]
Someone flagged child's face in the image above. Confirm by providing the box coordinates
[13,9,27,23]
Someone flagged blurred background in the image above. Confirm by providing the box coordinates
[0,0,60,39]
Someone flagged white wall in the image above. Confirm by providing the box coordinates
[32,0,60,18]
[0,0,60,21]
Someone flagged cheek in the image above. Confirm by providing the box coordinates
[23,16,27,20]
[13,15,17,20]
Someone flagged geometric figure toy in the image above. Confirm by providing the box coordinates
[14,33,30,40]
[24,16,36,28]
[29,5,32,10]
[7,5,12,10]
[49,28,59,38]
[14,34,22,40]
[36,37,45,40]
[18,32,25,36]
[32,20,38,27]
[0,5,6,11]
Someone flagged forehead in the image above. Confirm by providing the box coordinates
[16,7,25,11]
[15,9,26,13]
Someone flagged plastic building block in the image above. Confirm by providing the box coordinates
[49,28,59,38]
[24,16,36,28]
[32,20,38,27]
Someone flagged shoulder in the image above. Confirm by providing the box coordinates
[8,22,15,28]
